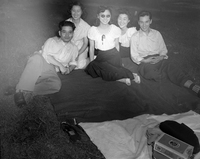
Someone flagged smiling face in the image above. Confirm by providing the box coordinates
[98,9,111,25]
[118,14,130,29]
[138,15,152,33]
[71,5,82,20]
[59,26,74,43]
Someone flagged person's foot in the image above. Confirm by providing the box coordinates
[184,80,200,98]
[14,90,34,108]
[117,78,131,86]
[192,85,200,98]
[132,73,141,84]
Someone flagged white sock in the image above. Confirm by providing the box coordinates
[184,80,193,88]
[192,85,200,94]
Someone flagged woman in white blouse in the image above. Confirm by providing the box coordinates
[66,1,90,69]
[117,9,139,73]
[117,9,137,58]
[85,6,140,85]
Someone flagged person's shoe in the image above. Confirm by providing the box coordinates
[14,92,26,107]
[60,121,81,142]
[14,91,34,108]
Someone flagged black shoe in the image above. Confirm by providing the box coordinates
[14,92,27,107]
[60,122,81,142]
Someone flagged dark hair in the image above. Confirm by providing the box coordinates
[138,10,152,20]
[58,21,76,31]
[117,8,131,20]
[97,6,112,16]
[68,1,84,18]
[69,1,83,11]
[95,6,112,26]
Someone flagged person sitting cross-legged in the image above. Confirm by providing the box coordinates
[85,6,140,86]
[130,10,200,98]
[14,21,79,107]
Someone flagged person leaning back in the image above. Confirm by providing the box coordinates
[14,21,78,107]
[130,10,200,98]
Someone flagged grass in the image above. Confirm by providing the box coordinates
[1,1,200,158]
[1,96,105,159]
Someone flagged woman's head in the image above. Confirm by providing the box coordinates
[69,1,83,20]
[97,6,112,25]
[58,21,76,43]
[117,9,130,29]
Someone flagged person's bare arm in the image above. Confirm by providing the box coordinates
[78,37,89,56]
[115,38,120,51]
[89,39,95,62]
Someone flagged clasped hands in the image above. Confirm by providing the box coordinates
[59,65,70,75]
[144,56,164,64]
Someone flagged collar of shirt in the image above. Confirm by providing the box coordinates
[57,38,72,46]
[139,29,154,37]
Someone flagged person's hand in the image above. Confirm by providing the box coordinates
[133,73,141,84]
[64,67,70,74]
[59,65,68,74]
[149,57,160,64]
[150,56,164,64]
[143,56,163,64]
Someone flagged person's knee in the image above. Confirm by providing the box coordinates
[28,54,44,64]
[138,64,161,81]
[52,78,62,92]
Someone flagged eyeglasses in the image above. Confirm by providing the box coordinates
[100,14,111,18]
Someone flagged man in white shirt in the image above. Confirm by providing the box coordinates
[130,11,200,98]
[14,21,78,107]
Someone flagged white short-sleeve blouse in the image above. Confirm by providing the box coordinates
[88,24,121,51]
[119,27,137,47]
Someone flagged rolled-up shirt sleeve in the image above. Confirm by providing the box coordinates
[157,32,168,59]
[42,38,55,64]
[130,33,144,64]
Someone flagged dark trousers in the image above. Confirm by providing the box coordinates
[85,48,134,81]
[138,59,191,87]
[119,45,130,58]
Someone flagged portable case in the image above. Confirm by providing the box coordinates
[153,133,194,159]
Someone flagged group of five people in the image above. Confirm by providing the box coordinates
[14,1,200,107]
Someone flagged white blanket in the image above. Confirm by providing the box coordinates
[80,111,200,159]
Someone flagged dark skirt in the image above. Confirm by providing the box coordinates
[119,45,130,58]
[85,48,134,81]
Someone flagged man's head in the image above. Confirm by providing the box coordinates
[138,11,152,33]
[58,21,76,43]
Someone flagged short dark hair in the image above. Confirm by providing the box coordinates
[69,1,84,11]
[97,6,112,16]
[58,21,76,31]
[138,10,152,20]
[95,6,113,26]
[117,8,131,19]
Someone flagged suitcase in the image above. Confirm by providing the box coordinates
[153,133,194,159]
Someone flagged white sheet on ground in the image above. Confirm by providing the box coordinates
[80,111,200,159]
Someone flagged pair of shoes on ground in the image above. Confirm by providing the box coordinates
[60,121,81,142]
[14,91,34,108]
[60,120,90,142]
